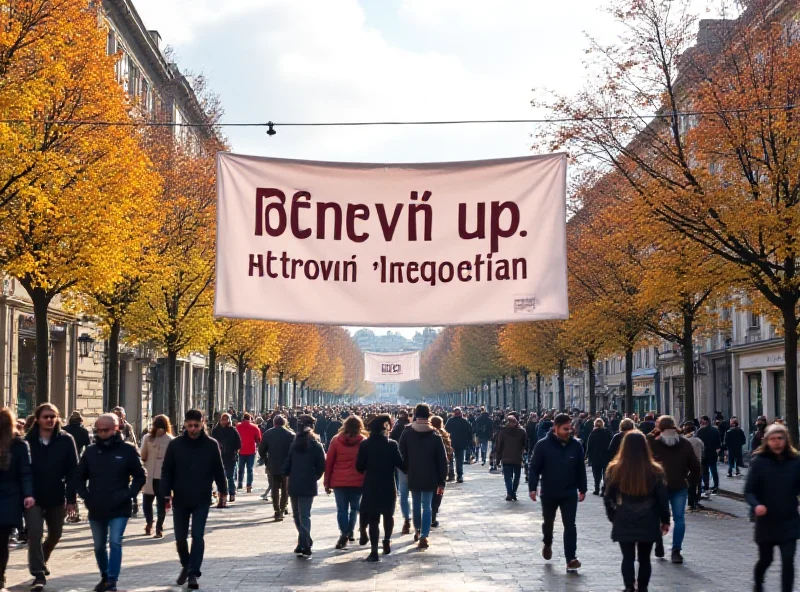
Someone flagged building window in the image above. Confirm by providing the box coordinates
[605,360,609,375]
[748,373,763,431]
[750,311,761,328]
[106,29,117,56]
[645,347,650,367]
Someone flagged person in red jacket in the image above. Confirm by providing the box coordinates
[235,413,262,493]
[324,415,366,549]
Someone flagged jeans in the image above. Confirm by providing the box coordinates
[502,463,521,495]
[454,447,467,478]
[479,439,489,463]
[411,490,434,538]
[755,539,796,592]
[702,457,719,491]
[223,458,237,494]
[397,469,410,520]
[333,487,362,536]
[541,493,578,562]
[620,541,653,590]
[142,478,166,531]
[237,454,255,488]
[172,504,210,577]
[728,447,743,474]
[89,517,129,580]
[26,505,65,578]
[291,496,314,550]
[668,488,688,551]
[268,474,288,514]
[591,463,607,493]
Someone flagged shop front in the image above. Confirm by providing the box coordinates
[736,343,788,430]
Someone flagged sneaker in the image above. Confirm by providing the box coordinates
[335,535,348,550]
[348,531,355,542]
[542,544,552,560]
[418,537,429,550]
[177,567,189,586]
[301,548,312,557]
[274,512,283,521]
[481,461,486,466]
[592,490,600,495]
[566,559,581,570]
[727,473,733,477]
[401,519,411,535]
[294,545,303,554]
[655,542,665,558]
[383,540,391,555]
[188,575,199,590]
[366,551,381,562]
[93,575,107,592]
[104,580,117,591]
[505,494,513,501]
[711,487,719,494]
[671,549,684,564]
[30,578,46,592]
[457,476,464,483]
[431,519,440,527]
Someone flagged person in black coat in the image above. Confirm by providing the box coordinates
[696,416,721,493]
[0,407,35,590]
[210,413,241,502]
[258,415,295,520]
[283,415,326,557]
[356,414,405,562]
[77,413,146,592]
[63,411,91,456]
[745,423,800,592]
[473,410,493,466]
[638,413,656,436]
[161,410,227,590]
[25,404,79,588]
[444,407,473,483]
[608,418,635,461]
[325,417,343,450]
[528,414,587,570]
[390,410,410,443]
[724,417,747,476]
[585,418,613,495]
[603,431,671,592]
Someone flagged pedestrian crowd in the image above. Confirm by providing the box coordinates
[0,401,796,592]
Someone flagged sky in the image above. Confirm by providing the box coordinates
[129,0,716,339]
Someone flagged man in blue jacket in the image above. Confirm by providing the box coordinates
[528,413,587,571]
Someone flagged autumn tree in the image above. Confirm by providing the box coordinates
[0,0,160,405]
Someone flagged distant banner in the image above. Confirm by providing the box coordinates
[364,351,420,383]
[214,152,568,325]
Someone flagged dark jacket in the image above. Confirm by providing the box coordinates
[325,420,342,445]
[608,431,626,461]
[528,431,587,497]
[536,419,553,441]
[745,451,800,543]
[283,434,326,497]
[638,420,656,435]
[356,433,405,515]
[585,427,613,466]
[525,421,538,449]
[473,413,493,441]
[77,434,146,521]
[444,415,473,450]
[0,438,33,526]
[580,420,594,444]
[496,424,527,465]
[399,422,448,492]
[258,425,296,476]
[390,418,410,443]
[604,476,670,543]
[696,425,722,460]
[161,431,227,507]
[647,434,701,492]
[25,424,79,508]
[63,422,91,456]
[210,424,241,465]
[724,427,746,451]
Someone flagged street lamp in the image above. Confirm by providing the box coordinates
[77,333,95,358]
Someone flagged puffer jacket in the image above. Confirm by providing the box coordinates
[324,433,365,489]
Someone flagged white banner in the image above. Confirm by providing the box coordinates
[214,153,568,325]
[364,351,421,383]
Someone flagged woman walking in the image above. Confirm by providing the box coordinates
[283,415,325,558]
[356,414,404,562]
[324,415,366,549]
[140,415,173,538]
[0,407,35,592]
[745,423,800,592]
[429,416,452,527]
[603,430,671,592]
[585,418,612,495]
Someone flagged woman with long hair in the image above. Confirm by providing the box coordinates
[0,407,35,589]
[746,423,800,592]
[283,415,325,558]
[140,414,173,538]
[356,414,404,562]
[429,416,452,528]
[603,430,670,592]
[324,415,367,549]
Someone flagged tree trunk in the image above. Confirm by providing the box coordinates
[107,318,121,411]
[167,348,178,427]
[782,303,799,444]
[236,354,246,412]
[278,372,284,407]
[682,313,696,423]
[587,351,597,416]
[558,359,566,411]
[625,347,634,416]
[502,375,508,409]
[523,372,529,411]
[207,345,217,420]
[536,372,542,413]
[261,366,268,414]
[31,290,51,406]
[292,377,297,407]
[494,377,500,410]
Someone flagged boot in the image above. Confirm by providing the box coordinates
[246,486,252,493]
[417,536,429,550]
[229,493,235,503]
[154,526,163,539]
[401,519,411,535]
[335,535,348,550]
[144,523,152,536]
[383,539,391,555]
[359,527,369,546]
[366,549,381,562]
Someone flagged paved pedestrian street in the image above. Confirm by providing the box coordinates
[5,464,777,592]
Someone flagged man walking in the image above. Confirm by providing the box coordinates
[528,413,586,570]
[724,417,746,477]
[77,414,145,592]
[473,408,493,466]
[258,414,295,520]
[496,414,527,501]
[399,404,447,550]
[444,407,473,483]
[235,413,261,494]
[161,410,227,590]
[696,415,721,494]
[210,413,241,502]
[390,409,412,534]
[25,404,79,592]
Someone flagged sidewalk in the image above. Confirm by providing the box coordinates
[715,463,748,499]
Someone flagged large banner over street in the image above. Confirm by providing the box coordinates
[215,153,568,325]
[364,351,420,383]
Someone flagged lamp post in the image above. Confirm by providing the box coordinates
[77,333,95,358]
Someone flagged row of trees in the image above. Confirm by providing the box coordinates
[0,0,370,424]
[412,0,800,441]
